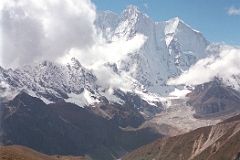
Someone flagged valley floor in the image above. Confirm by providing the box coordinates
[150,97,221,133]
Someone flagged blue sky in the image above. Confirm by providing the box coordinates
[92,0,240,45]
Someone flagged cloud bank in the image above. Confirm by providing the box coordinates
[227,6,240,16]
[168,46,240,87]
[58,33,146,91]
[0,0,146,69]
[0,0,147,92]
[58,33,146,68]
[0,0,96,68]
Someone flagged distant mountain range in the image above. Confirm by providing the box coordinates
[1,5,240,160]
[0,5,211,106]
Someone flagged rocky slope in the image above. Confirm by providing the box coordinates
[123,114,240,160]
[187,79,240,118]
[0,92,162,160]
[0,145,88,160]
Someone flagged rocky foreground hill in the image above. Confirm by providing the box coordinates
[123,114,240,160]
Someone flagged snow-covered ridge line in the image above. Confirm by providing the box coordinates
[0,58,164,113]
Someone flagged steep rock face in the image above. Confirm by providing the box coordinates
[187,79,240,118]
[95,10,119,40]
[123,114,240,160]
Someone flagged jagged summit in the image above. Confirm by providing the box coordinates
[123,5,141,14]
[121,5,143,23]
[165,16,199,32]
[164,16,209,51]
[166,16,181,25]
[164,17,184,34]
[121,4,150,20]
[69,57,83,69]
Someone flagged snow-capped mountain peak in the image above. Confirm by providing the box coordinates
[1,5,213,111]
[164,16,201,36]
[94,6,210,95]
[164,17,209,57]
[113,5,152,40]
[123,5,141,16]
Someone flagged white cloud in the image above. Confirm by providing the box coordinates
[93,65,132,92]
[57,33,147,91]
[57,33,146,68]
[0,0,96,68]
[168,46,240,88]
[0,0,147,92]
[0,0,146,69]
[227,6,240,16]
[0,80,18,99]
